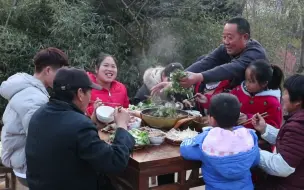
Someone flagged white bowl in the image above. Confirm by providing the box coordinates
[128,117,142,130]
[96,106,115,123]
[149,136,165,145]
[148,129,166,145]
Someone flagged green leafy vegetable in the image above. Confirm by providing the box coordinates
[165,70,194,98]
[109,128,150,146]
[150,106,178,118]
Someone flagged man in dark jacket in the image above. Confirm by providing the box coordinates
[151,17,267,94]
[25,68,135,190]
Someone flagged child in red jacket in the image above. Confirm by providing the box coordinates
[196,59,284,130]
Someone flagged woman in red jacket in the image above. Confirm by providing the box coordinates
[86,52,129,116]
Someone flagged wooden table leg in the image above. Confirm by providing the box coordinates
[178,170,187,190]
[134,175,149,190]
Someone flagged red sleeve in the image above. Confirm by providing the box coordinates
[86,105,94,117]
[201,94,212,109]
[279,122,304,168]
[244,100,282,129]
[123,86,129,108]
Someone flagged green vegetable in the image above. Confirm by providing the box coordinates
[109,128,150,146]
[151,105,178,118]
[128,128,150,145]
[165,69,194,98]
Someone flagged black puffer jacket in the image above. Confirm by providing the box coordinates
[26,99,135,190]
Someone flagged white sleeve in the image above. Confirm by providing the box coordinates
[259,150,295,177]
[10,89,48,134]
[261,124,279,145]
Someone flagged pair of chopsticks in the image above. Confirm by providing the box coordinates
[185,94,199,101]
[238,112,268,126]
[90,101,121,106]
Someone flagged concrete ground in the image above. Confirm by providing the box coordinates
[1,171,205,190]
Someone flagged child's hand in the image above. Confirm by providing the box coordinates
[252,113,267,134]
[183,99,194,108]
[238,112,248,124]
[195,93,207,103]
[91,98,106,129]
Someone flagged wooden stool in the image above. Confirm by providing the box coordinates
[0,166,16,190]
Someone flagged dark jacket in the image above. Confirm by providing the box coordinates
[186,39,267,83]
[25,99,135,190]
[267,109,304,190]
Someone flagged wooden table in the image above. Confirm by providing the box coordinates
[99,131,204,190]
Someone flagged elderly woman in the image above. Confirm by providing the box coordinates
[252,74,304,190]
[133,62,184,104]
[86,52,129,116]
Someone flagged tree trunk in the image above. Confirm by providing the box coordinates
[297,28,304,73]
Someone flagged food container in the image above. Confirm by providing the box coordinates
[128,117,142,130]
[140,108,189,129]
[149,136,165,145]
[148,128,166,145]
[96,106,115,123]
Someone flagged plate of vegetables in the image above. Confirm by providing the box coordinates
[109,128,150,150]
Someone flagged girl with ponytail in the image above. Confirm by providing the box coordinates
[196,59,284,132]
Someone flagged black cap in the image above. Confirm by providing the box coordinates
[53,67,101,91]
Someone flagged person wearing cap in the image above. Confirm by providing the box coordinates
[0,47,69,186]
[25,67,135,190]
[133,62,184,104]
[86,52,130,116]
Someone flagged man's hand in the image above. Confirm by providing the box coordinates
[114,108,130,130]
[252,113,267,134]
[91,98,107,129]
[150,82,171,96]
[179,72,204,88]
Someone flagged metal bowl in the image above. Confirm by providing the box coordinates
[140,108,189,129]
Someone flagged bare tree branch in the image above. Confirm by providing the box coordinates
[2,0,19,35]
[108,17,142,46]
[121,0,141,26]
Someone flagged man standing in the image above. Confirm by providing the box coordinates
[26,68,135,190]
[151,17,267,93]
[0,47,69,186]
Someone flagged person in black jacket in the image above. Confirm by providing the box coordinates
[151,17,267,95]
[25,67,135,190]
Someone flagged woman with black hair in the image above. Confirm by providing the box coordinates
[86,52,129,116]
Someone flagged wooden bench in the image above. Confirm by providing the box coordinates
[0,166,16,190]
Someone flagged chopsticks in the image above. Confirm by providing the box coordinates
[89,101,121,106]
[238,112,268,126]
[185,94,199,101]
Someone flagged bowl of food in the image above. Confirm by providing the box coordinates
[96,106,115,123]
[140,107,189,129]
[128,116,142,130]
[148,128,166,145]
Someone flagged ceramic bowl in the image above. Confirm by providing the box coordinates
[96,106,115,123]
[128,117,142,130]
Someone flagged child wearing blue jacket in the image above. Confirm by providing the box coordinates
[180,93,260,190]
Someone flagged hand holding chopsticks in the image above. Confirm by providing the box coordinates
[251,113,267,134]
[238,112,268,126]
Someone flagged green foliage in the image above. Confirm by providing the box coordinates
[165,70,193,98]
